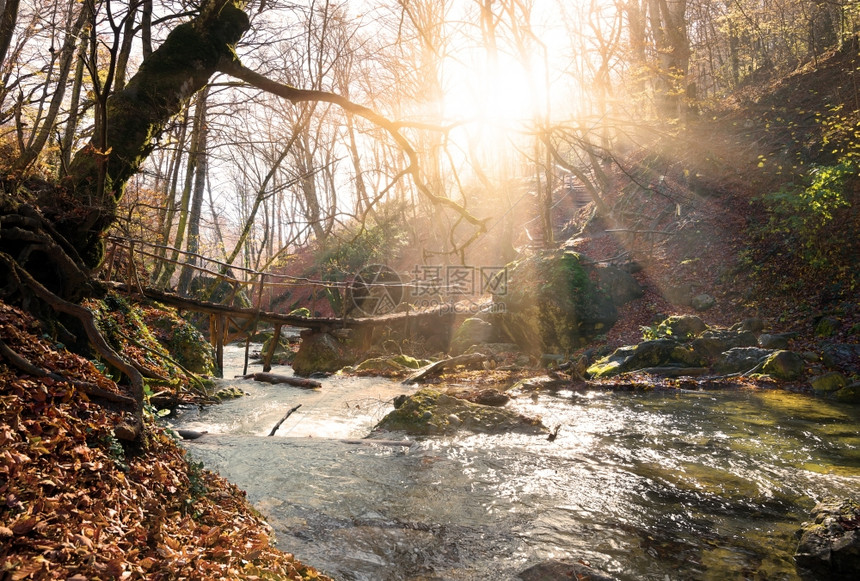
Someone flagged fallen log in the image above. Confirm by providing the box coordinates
[403,352,487,384]
[638,366,710,377]
[240,372,321,389]
[340,438,414,447]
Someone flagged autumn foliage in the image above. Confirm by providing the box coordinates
[0,301,330,581]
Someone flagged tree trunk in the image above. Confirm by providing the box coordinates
[156,93,205,290]
[12,4,88,174]
[178,86,210,296]
[59,34,88,177]
[53,0,250,268]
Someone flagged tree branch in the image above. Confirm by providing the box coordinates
[216,57,486,231]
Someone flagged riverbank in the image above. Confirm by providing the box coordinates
[0,301,331,581]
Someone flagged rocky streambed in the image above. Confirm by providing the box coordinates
[170,345,860,580]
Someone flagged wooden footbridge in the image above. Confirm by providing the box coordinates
[100,237,457,372]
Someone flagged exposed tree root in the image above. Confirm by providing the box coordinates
[0,251,143,440]
[0,337,136,407]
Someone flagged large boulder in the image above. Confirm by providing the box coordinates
[595,264,643,306]
[795,498,860,580]
[449,317,495,355]
[653,314,708,339]
[586,339,680,378]
[761,350,805,380]
[491,250,617,354]
[713,347,773,374]
[691,328,758,359]
[291,332,350,376]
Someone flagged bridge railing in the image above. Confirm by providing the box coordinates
[100,236,409,318]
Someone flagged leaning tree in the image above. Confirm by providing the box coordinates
[0,0,481,439]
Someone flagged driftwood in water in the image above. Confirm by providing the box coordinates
[268,404,302,436]
[638,366,710,377]
[240,372,321,388]
[340,439,414,447]
[403,352,487,384]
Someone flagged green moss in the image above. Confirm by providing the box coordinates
[810,372,847,393]
[761,350,805,380]
[375,388,545,435]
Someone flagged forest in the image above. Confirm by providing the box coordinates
[1,0,859,579]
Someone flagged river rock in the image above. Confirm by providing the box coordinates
[595,264,643,305]
[586,339,680,378]
[795,498,860,580]
[654,314,708,339]
[761,350,805,380]
[691,293,716,311]
[814,316,841,337]
[518,559,618,581]
[810,372,847,394]
[820,343,860,375]
[355,354,430,373]
[834,382,860,404]
[713,347,773,374]
[463,388,510,407]
[214,385,246,400]
[691,328,758,359]
[491,250,617,354]
[374,388,545,435]
[292,332,351,376]
[449,317,495,355]
[759,333,793,349]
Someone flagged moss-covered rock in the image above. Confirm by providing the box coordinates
[491,250,617,354]
[653,315,708,339]
[374,388,545,435]
[834,382,860,403]
[586,339,680,378]
[449,317,495,355]
[810,372,848,394]
[814,316,841,337]
[142,305,218,376]
[760,350,805,380]
[354,354,431,373]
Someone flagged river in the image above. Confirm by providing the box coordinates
[168,345,860,580]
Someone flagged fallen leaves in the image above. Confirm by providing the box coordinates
[0,301,331,581]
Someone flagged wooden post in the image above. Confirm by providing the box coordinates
[124,240,135,293]
[104,239,118,282]
[211,314,224,375]
[209,314,217,349]
[262,324,283,372]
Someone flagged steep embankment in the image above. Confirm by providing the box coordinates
[568,38,859,350]
[0,301,331,581]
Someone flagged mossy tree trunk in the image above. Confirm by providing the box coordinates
[48,0,250,269]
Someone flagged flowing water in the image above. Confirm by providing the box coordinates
[169,345,860,580]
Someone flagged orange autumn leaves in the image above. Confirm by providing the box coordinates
[0,301,330,580]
